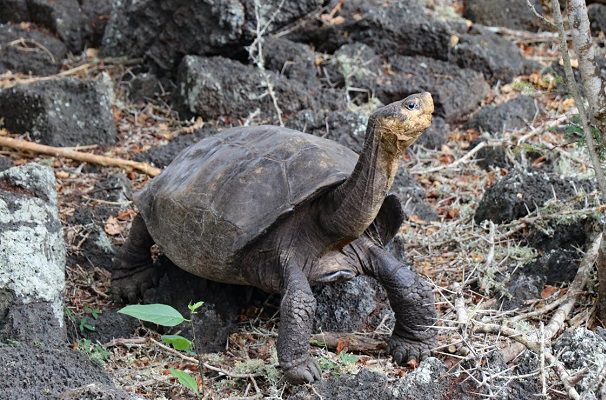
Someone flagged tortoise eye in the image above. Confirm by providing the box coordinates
[405,101,419,110]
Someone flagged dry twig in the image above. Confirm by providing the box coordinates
[0,134,161,176]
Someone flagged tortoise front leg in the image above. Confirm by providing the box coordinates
[278,264,321,384]
[359,242,436,364]
[112,214,158,303]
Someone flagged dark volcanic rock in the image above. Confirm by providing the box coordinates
[463,0,545,32]
[286,109,369,152]
[0,23,68,76]
[0,343,132,400]
[589,4,606,36]
[66,173,131,271]
[67,309,140,345]
[467,95,538,134]
[378,55,489,123]
[392,169,438,221]
[0,0,29,23]
[135,127,219,168]
[0,155,13,172]
[289,0,454,60]
[473,141,511,170]
[79,0,114,47]
[450,26,534,84]
[291,359,449,400]
[101,0,322,70]
[0,76,116,146]
[26,0,86,53]
[313,276,393,333]
[175,55,344,122]
[528,249,581,285]
[127,72,163,103]
[325,43,382,93]
[264,36,317,84]
[474,170,596,224]
[1,0,87,53]
[60,382,133,400]
[140,256,251,354]
[414,116,449,149]
[554,328,606,397]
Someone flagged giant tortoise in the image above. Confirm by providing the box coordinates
[113,92,437,384]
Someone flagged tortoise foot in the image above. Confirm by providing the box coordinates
[388,333,434,365]
[283,357,322,384]
[112,260,159,304]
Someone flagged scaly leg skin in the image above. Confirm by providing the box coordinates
[361,242,437,365]
[112,214,159,303]
[277,266,321,384]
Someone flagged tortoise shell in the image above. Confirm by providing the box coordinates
[135,125,358,282]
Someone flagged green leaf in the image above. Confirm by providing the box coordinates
[188,301,204,313]
[118,304,187,327]
[169,368,199,394]
[79,317,96,332]
[338,351,358,365]
[161,335,193,351]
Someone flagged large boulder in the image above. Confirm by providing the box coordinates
[466,95,538,134]
[101,0,322,70]
[26,0,85,53]
[0,23,67,76]
[313,276,393,333]
[174,55,344,122]
[0,0,29,24]
[0,163,65,345]
[450,26,534,84]
[463,0,545,32]
[288,0,454,60]
[0,163,134,400]
[0,76,117,146]
[377,55,489,123]
[474,170,596,224]
[264,36,317,84]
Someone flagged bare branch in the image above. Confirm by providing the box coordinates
[551,0,606,202]
[526,0,556,28]
[0,133,161,176]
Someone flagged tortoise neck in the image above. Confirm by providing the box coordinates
[320,117,404,243]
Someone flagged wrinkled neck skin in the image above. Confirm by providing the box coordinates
[320,117,411,244]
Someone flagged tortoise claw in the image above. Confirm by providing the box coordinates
[388,334,433,365]
[283,357,321,384]
[111,259,159,303]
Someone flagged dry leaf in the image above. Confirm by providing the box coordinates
[336,338,348,354]
[116,209,136,221]
[541,285,559,299]
[104,216,122,236]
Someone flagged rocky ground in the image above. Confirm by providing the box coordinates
[1,0,606,399]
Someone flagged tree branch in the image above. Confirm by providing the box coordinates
[0,134,161,176]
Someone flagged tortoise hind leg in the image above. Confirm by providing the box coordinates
[112,214,158,303]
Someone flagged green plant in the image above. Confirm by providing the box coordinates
[317,351,359,377]
[564,114,606,160]
[118,302,204,395]
[77,338,110,366]
[65,306,101,333]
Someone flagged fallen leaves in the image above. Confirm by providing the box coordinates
[104,216,123,236]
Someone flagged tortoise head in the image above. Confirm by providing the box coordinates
[371,92,434,149]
